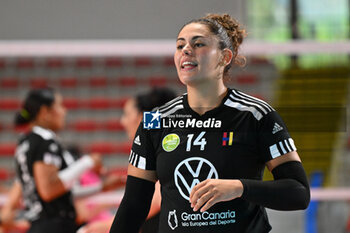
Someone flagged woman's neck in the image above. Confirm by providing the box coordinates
[32,121,54,132]
[186,81,227,115]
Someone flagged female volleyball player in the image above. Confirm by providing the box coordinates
[110,13,310,233]
[14,88,102,233]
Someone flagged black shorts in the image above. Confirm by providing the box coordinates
[28,217,78,233]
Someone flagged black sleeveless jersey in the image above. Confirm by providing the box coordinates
[15,126,76,222]
[130,88,297,233]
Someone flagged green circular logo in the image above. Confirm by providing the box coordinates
[162,134,180,152]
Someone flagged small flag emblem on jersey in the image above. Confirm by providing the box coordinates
[143,110,161,129]
[222,132,233,146]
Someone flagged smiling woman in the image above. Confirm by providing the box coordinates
[175,25,227,86]
[175,14,246,83]
[110,13,310,233]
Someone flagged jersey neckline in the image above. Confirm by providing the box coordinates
[182,88,232,118]
[32,126,57,140]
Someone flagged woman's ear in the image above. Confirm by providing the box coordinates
[221,48,233,67]
[36,105,50,123]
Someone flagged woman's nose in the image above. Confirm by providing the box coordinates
[182,44,192,56]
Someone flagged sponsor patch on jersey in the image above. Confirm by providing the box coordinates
[168,210,178,230]
[163,118,222,129]
[134,135,141,146]
[143,110,161,129]
[162,134,180,152]
[174,157,218,200]
[222,132,233,146]
[272,122,283,134]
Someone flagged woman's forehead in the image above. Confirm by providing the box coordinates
[178,23,211,39]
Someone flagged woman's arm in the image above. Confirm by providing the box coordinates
[109,164,157,233]
[147,181,161,218]
[33,162,67,201]
[239,151,310,210]
[34,154,101,202]
[190,151,310,212]
[127,164,157,182]
[0,181,22,226]
[265,150,300,171]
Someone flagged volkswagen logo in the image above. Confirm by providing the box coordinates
[174,157,218,200]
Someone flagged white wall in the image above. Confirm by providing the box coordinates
[0,0,245,40]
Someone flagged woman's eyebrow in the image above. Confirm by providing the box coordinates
[176,35,205,42]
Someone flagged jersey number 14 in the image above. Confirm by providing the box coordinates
[186,131,207,151]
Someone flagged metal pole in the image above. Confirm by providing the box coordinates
[290,0,299,67]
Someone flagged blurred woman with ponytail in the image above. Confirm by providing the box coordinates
[13,88,102,233]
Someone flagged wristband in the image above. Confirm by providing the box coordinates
[58,156,94,189]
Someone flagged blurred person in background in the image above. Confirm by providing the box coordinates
[0,145,124,233]
[77,87,177,233]
[110,13,310,233]
[13,88,102,233]
[69,144,126,226]
[0,89,124,233]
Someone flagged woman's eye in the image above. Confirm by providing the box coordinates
[177,45,184,49]
[195,43,204,47]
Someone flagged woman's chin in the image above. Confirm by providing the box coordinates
[179,75,201,86]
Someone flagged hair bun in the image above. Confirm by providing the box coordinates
[14,111,30,126]
[204,13,247,66]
